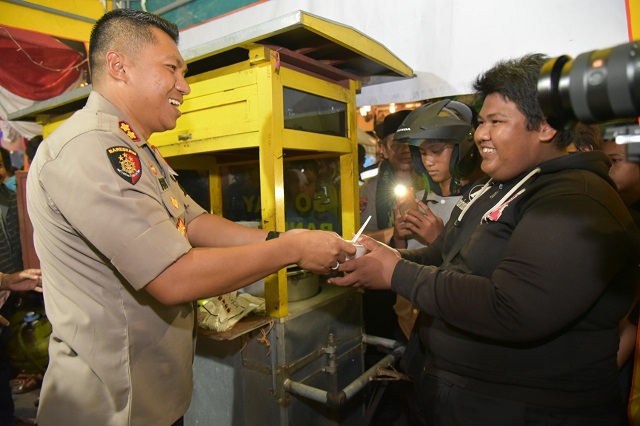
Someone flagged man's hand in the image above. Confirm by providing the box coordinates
[328,235,400,290]
[392,203,413,248]
[288,231,357,274]
[0,269,42,293]
[402,200,444,245]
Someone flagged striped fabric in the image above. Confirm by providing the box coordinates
[0,183,23,275]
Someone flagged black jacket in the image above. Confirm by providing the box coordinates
[393,151,640,408]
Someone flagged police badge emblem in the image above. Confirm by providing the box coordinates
[107,146,142,184]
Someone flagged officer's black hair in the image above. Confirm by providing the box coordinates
[89,8,179,82]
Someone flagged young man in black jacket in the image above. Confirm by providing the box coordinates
[331,54,640,425]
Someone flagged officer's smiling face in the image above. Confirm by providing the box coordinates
[124,27,190,139]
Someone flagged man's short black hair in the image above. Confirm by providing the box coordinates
[473,53,572,149]
[89,8,179,83]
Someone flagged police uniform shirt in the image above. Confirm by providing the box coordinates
[27,92,207,426]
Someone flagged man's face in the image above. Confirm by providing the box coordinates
[475,93,548,181]
[604,140,640,206]
[420,142,454,184]
[121,27,190,139]
[381,133,413,173]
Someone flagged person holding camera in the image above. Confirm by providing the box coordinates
[331,53,640,425]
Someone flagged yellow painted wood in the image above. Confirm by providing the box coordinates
[0,0,106,42]
[299,12,413,78]
[281,130,351,153]
[629,0,640,39]
[279,66,352,102]
[150,70,260,150]
[37,112,72,137]
[340,79,361,239]
[256,49,288,317]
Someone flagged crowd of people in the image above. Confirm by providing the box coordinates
[1,6,638,426]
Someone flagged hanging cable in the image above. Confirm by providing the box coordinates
[0,26,88,73]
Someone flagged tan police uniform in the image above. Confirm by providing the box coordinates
[27,92,207,426]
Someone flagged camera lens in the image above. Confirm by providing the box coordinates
[538,41,640,129]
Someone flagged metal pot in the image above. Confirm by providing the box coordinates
[241,267,320,302]
[286,266,320,302]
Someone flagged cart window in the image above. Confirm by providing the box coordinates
[283,88,346,137]
[284,158,342,234]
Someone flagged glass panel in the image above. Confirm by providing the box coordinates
[284,157,342,234]
[283,87,347,137]
[221,165,262,223]
[175,169,211,212]
[214,157,343,234]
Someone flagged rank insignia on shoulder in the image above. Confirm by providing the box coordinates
[171,196,179,209]
[119,120,140,142]
[107,146,142,185]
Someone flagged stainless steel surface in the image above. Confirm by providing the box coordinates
[361,334,403,351]
[283,352,395,408]
[241,268,321,302]
[286,268,321,302]
[186,285,366,425]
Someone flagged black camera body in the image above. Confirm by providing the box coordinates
[538,40,640,130]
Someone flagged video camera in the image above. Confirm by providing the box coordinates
[537,40,640,160]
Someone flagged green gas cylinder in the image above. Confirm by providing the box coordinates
[7,310,52,374]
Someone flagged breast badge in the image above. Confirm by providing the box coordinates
[176,218,187,236]
[171,196,179,209]
[107,146,142,185]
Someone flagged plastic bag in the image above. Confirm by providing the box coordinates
[197,291,265,332]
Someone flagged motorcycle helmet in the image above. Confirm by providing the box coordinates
[394,99,479,195]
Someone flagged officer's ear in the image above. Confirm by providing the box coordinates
[106,51,127,82]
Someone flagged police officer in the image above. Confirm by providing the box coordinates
[27,9,355,426]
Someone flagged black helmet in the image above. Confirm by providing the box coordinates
[395,99,472,142]
[394,99,479,194]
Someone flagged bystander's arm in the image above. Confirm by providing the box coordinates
[0,269,42,293]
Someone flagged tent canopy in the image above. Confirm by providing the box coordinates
[0,25,86,101]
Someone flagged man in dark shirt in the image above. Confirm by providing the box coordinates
[331,54,640,425]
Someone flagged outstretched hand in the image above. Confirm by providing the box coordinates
[328,235,400,290]
[1,269,42,293]
[284,230,357,274]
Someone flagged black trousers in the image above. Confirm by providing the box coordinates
[413,371,626,426]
